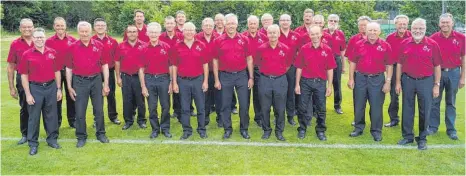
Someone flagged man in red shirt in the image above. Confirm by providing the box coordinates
[256,24,291,141]
[171,22,209,140]
[384,15,411,128]
[66,21,110,148]
[18,28,62,155]
[45,17,77,129]
[429,13,465,140]
[139,22,173,139]
[294,25,336,140]
[213,13,254,139]
[214,13,226,35]
[243,15,268,127]
[6,18,34,145]
[324,14,347,115]
[116,25,147,130]
[259,13,273,35]
[294,8,314,36]
[92,18,121,126]
[175,10,187,33]
[347,22,394,142]
[123,9,149,42]
[396,18,442,150]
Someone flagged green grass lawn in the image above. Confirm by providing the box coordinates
[1,32,465,175]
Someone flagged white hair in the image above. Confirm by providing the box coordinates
[267,24,280,32]
[183,22,196,31]
[366,22,381,31]
[280,14,291,20]
[202,18,214,26]
[439,13,454,22]
[147,22,162,33]
[19,18,33,27]
[247,15,259,23]
[225,13,238,24]
[313,14,325,22]
[33,27,45,36]
[412,18,426,27]
[357,16,372,23]
[328,14,340,21]
[77,21,92,32]
[261,13,273,21]
[394,15,409,24]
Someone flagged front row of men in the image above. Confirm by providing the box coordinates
[12,13,463,155]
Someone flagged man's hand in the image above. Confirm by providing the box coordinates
[142,86,149,97]
[382,82,391,94]
[68,88,77,101]
[202,82,208,92]
[433,85,440,98]
[214,81,222,90]
[10,88,18,99]
[347,79,355,90]
[117,77,122,87]
[295,85,301,95]
[26,94,35,105]
[173,83,179,93]
[57,89,63,101]
[247,78,254,89]
[102,85,110,96]
[325,87,332,97]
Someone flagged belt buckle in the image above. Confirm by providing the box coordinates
[445,68,450,72]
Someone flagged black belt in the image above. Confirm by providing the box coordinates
[220,69,246,74]
[302,77,324,82]
[75,74,99,79]
[260,73,285,79]
[145,73,168,78]
[441,67,459,72]
[30,80,55,87]
[178,75,201,80]
[404,74,431,80]
[121,72,138,77]
[357,71,383,77]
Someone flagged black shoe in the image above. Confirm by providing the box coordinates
[69,122,76,128]
[448,133,459,140]
[217,122,223,128]
[335,108,343,114]
[240,131,250,139]
[232,108,238,114]
[317,132,327,141]
[427,129,438,135]
[190,111,197,117]
[275,133,285,141]
[150,131,159,139]
[29,146,38,155]
[255,120,262,127]
[372,133,382,142]
[297,131,306,139]
[76,139,86,148]
[139,123,147,129]
[48,143,61,149]
[384,121,399,127]
[199,132,208,139]
[17,136,27,145]
[349,131,363,137]
[162,131,172,138]
[205,121,210,126]
[397,138,414,145]
[97,135,109,143]
[180,133,192,140]
[171,113,179,118]
[223,131,232,139]
[111,118,121,125]
[287,118,296,126]
[417,140,427,150]
[122,123,133,130]
[261,131,271,139]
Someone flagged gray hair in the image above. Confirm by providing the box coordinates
[165,16,175,22]
[225,13,238,24]
[394,15,409,24]
[412,18,426,26]
[280,14,291,20]
[357,16,372,23]
[366,22,381,31]
[54,17,66,25]
[313,14,325,22]
[19,18,33,27]
[261,13,273,21]
[247,15,259,23]
[328,14,340,21]
[202,17,214,26]
[267,24,280,32]
[77,21,92,32]
[33,27,45,36]
[183,22,196,31]
[439,13,454,22]
[147,22,162,33]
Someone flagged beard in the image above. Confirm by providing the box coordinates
[412,34,425,40]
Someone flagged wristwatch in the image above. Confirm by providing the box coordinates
[434,82,440,86]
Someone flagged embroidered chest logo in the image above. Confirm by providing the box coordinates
[422,45,431,52]
[258,38,264,44]
[48,53,55,59]
[138,45,144,51]
[335,36,340,41]
[453,39,459,46]
[67,40,73,46]
[321,51,328,57]
[160,49,167,55]
[279,50,285,57]
[238,39,244,45]
[107,40,112,45]
[291,35,298,41]
[176,39,182,43]
[376,45,384,51]
[195,45,202,51]
[322,38,328,44]
[92,46,99,52]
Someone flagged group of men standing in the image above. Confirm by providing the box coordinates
[7,8,464,155]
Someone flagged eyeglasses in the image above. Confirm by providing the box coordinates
[328,20,339,22]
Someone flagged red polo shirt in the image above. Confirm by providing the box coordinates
[278,30,301,65]
[386,31,412,63]
[323,29,347,56]
[115,40,146,75]
[294,25,309,36]
[345,33,366,60]
[45,34,77,70]
[242,31,268,66]
[349,38,395,74]
[175,26,183,33]
[300,31,334,50]
[256,42,291,76]
[195,32,219,71]
[399,37,442,78]
[213,33,251,72]
[92,34,118,68]
[123,24,150,42]
[65,39,108,76]
[18,47,58,83]
[141,41,171,75]
[294,43,336,80]
[213,29,226,36]
[170,40,208,77]
[258,27,268,36]
[7,37,34,69]
[159,31,184,47]
[430,31,465,68]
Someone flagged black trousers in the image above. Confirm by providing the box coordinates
[353,72,385,136]
[333,56,343,110]
[27,81,59,147]
[220,70,250,132]
[178,76,206,134]
[57,69,75,127]
[16,73,29,137]
[206,72,241,125]
[145,74,171,132]
[286,66,312,120]
[252,67,262,123]
[121,73,146,125]
[104,67,118,120]
[297,78,327,132]
[401,74,433,141]
[259,74,287,133]
[73,74,106,140]
[388,64,400,123]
